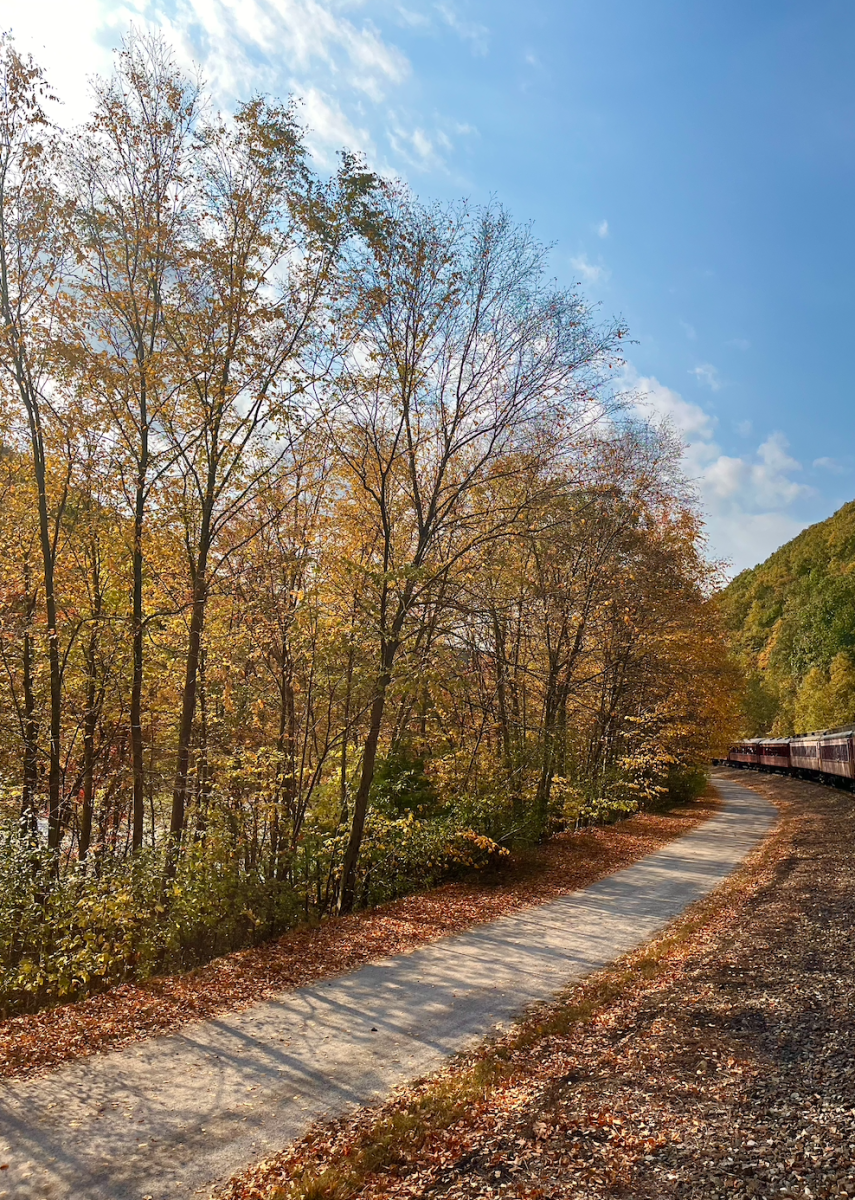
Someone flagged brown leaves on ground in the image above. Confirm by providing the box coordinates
[216,771,855,1200]
[0,798,714,1081]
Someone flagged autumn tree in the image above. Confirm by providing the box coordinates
[161,102,378,869]
[0,38,78,847]
[72,32,199,850]
[330,194,627,910]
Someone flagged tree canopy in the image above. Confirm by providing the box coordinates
[0,30,738,1014]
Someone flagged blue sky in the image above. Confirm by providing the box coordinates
[5,0,855,572]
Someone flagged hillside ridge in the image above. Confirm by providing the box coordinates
[719,498,855,735]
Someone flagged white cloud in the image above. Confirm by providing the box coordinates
[624,366,811,572]
[397,6,431,29]
[436,4,489,55]
[631,372,714,445]
[813,456,846,474]
[388,120,442,170]
[679,320,697,341]
[387,114,473,172]
[596,219,609,239]
[2,0,416,164]
[703,434,808,509]
[736,419,752,437]
[571,254,610,285]
[703,511,807,574]
[690,362,722,391]
[300,87,377,167]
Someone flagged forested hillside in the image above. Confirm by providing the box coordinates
[719,500,855,736]
[0,32,738,1016]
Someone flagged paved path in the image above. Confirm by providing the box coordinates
[0,777,775,1200]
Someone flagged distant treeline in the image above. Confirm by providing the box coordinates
[719,499,855,736]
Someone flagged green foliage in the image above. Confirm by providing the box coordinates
[793,651,855,733]
[0,804,507,1015]
[371,746,443,818]
[664,764,709,805]
[0,823,306,1017]
[343,813,508,908]
[720,499,855,734]
[574,769,640,826]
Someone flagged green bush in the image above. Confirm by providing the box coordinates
[322,812,508,909]
[664,764,709,805]
[0,806,507,1016]
[0,823,305,1017]
[371,746,445,818]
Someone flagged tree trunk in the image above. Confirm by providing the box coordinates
[337,685,387,914]
[337,629,401,914]
[20,397,63,850]
[20,557,38,837]
[130,435,147,852]
[79,628,99,859]
[166,561,208,877]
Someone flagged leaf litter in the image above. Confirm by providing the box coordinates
[0,798,715,1080]
[214,772,855,1200]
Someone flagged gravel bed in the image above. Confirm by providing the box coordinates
[401,772,855,1200]
[220,771,855,1200]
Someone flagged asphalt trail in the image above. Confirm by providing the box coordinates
[0,777,775,1199]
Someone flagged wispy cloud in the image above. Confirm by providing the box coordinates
[388,120,446,171]
[149,0,412,112]
[679,320,697,341]
[300,87,377,168]
[397,6,432,29]
[387,114,474,172]
[596,219,609,239]
[436,3,489,55]
[571,254,610,285]
[690,362,722,391]
[7,0,434,170]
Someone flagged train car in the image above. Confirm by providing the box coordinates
[816,727,855,785]
[757,737,791,772]
[721,726,855,789]
[726,740,762,767]
[789,735,821,777]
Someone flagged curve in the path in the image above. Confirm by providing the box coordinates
[0,777,774,1200]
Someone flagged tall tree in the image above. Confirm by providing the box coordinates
[162,103,370,866]
[74,32,199,850]
[332,195,626,911]
[0,37,74,848]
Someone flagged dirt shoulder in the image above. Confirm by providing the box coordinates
[216,771,855,1200]
[0,796,715,1081]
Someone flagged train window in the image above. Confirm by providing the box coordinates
[820,743,850,762]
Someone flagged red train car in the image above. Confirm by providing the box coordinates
[757,737,791,772]
[726,740,762,767]
[816,727,855,784]
[789,736,821,776]
[723,727,855,789]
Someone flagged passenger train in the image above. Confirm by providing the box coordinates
[720,727,855,787]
